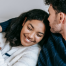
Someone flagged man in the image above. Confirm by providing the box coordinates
[37,0,66,66]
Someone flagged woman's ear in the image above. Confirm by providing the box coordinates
[22,17,27,26]
[59,12,65,24]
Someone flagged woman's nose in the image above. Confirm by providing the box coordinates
[28,32,35,39]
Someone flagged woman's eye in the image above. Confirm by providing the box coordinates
[37,34,42,37]
[27,27,32,30]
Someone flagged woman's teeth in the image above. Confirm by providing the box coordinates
[26,38,31,42]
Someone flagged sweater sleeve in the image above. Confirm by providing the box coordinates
[0,19,12,32]
[0,45,41,66]
[12,45,41,66]
[0,51,7,66]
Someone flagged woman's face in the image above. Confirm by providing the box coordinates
[20,20,45,46]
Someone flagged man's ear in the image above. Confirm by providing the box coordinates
[22,17,27,26]
[59,12,65,24]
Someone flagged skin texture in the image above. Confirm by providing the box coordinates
[20,20,45,46]
[48,5,62,33]
[0,26,2,32]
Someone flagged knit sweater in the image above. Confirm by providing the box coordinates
[0,18,12,32]
[0,33,41,66]
[37,32,66,66]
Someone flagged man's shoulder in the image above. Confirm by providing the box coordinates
[43,32,62,46]
[49,32,62,39]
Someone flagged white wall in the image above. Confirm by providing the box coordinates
[0,0,49,22]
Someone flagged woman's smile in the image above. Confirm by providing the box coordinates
[24,34,32,43]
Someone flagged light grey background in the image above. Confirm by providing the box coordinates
[0,0,49,22]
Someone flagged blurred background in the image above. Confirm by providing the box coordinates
[0,0,49,22]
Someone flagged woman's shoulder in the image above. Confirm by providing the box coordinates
[8,44,41,66]
[16,44,41,54]
[30,44,41,50]
[22,44,41,54]
[0,32,11,52]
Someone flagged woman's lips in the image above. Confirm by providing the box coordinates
[23,34,35,43]
[24,34,31,43]
[25,38,31,43]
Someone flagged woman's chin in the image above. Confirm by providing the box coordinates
[21,41,29,46]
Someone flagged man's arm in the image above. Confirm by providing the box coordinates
[0,18,13,32]
[0,26,2,32]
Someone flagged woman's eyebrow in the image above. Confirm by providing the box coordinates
[29,23,34,29]
[28,23,44,35]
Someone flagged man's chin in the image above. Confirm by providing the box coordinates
[50,30,59,34]
[50,29,55,33]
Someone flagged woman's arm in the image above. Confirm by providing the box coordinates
[0,19,13,32]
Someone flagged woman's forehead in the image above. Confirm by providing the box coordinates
[26,20,45,33]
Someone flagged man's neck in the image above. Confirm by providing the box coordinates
[61,31,66,41]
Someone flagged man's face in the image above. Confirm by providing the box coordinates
[48,5,62,33]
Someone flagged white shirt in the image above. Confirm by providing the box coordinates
[0,33,41,66]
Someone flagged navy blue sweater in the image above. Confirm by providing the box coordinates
[37,32,66,66]
[0,19,12,32]
[0,18,17,32]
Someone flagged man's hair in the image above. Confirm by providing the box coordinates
[45,0,66,14]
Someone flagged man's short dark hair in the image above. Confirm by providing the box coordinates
[45,0,66,14]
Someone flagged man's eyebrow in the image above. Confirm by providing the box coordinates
[29,23,34,29]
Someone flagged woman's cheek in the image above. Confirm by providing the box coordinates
[36,37,42,43]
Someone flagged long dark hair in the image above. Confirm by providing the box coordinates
[5,9,50,47]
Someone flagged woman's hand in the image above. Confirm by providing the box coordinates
[0,26,2,32]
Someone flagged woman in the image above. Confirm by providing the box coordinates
[0,9,50,66]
